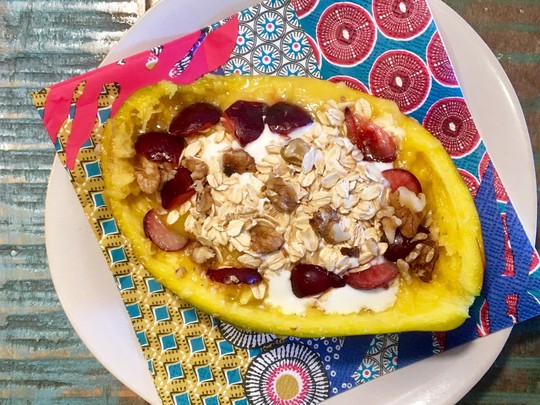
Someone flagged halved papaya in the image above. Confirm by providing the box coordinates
[101,75,484,337]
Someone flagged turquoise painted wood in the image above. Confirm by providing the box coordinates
[0,0,538,403]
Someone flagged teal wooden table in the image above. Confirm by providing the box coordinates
[1,0,538,403]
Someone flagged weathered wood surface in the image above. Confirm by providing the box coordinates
[0,0,538,403]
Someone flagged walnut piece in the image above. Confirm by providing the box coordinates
[250,223,284,254]
[389,191,422,239]
[135,155,161,194]
[196,186,213,213]
[222,149,256,176]
[182,156,208,181]
[409,240,439,282]
[265,176,299,213]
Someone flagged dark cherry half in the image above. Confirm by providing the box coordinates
[266,101,313,135]
[169,102,222,136]
[344,107,397,162]
[223,100,268,146]
[290,263,345,298]
[207,267,262,285]
[135,132,185,163]
[160,166,196,209]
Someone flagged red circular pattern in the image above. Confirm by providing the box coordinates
[316,3,377,66]
[423,97,481,157]
[372,0,432,40]
[292,0,320,18]
[328,75,369,93]
[369,50,430,113]
[479,152,508,202]
[426,32,458,86]
[458,169,480,199]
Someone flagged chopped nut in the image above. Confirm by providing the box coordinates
[389,191,422,238]
[250,223,284,254]
[410,240,439,282]
[222,149,256,176]
[281,138,311,166]
[265,176,299,213]
[182,156,208,181]
[196,186,213,213]
[135,155,161,194]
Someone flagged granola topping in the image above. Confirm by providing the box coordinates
[137,98,438,315]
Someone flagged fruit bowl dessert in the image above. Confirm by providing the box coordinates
[101,74,484,337]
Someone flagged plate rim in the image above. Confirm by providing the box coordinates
[44,0,536,404]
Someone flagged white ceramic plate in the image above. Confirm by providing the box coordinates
[45,0,536,404]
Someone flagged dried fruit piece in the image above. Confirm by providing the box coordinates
[135,132,185,163]
[250,223,284,254]
[266,101,313,135]
[160,166,196,209]
[207,267,262,285]
[340,247,360,257]
[382,168,422,194]
[344,107,397,162]
[169,102,222,136]
[383,229,420,262]
[223,101,267,146]
[344,262,398,289]
[291,263,345,298]
[143,209,189,252]
[280,138,310,166]
[310,205,339,235]
[222,149,256,176]
[265,176,299,213]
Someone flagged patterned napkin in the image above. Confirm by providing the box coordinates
[30,0,540,404]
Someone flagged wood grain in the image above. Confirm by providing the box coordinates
[0,0,538,404]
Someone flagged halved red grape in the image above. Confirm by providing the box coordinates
[143,209,189,252]
[169,102,222,136]
[382,168,422,194]
[344,107,397,162]
[344,262,398,289]
[207,267,262,285]
[160,166,196,209]
[135,132,185,163]
[266,102,313,135]
[223,101,268,146]
[291,263,345,298]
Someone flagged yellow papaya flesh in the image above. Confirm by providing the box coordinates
[101,75,484,337]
